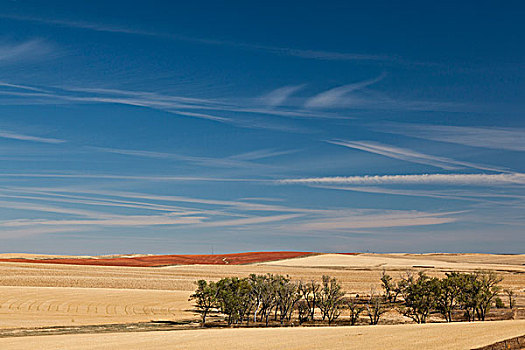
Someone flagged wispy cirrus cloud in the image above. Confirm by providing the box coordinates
[0,84,234,122]
[278,173,525,186]
[0,130,65,144]
[90,146,286,170]
[0,185,315,237]
[197,214,302,227]
[0,82,328,129]
[0,214,204,228]
[284,210,459,231]
[0,226,87,238]
[0,173,258,182]
[1,14,389,62]
[0,186,322,216]
[328,139,506,172]
[277,48,388,61]
[0,78,462,135]
[310,185,525,205]
[378,123,525,152]
[229,148,298,161]
[259,85,305,107]
[304,85,462,112]
[0,39,55,65]
[58,188,321,214]
[0,200,111,218]
[0,82,49,92]
[0,184,464,237]
[0,190,219,216]
[305,74,386,108]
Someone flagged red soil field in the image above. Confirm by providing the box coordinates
[0,251,314,267]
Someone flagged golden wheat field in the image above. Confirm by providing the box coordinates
[1,321,525,350]
[0,253,523,349]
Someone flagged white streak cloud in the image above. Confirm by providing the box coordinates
[2,15,389,62]
[0,215,204,227]
[0,39,54,64]
[329,139,506,172]
[198,214,302,227]
[305,74,385,108]
[0,130,65,144]
[380,124,525,151]
[279,173,525,186]
[260,85,305,107]
[288,210,459,231]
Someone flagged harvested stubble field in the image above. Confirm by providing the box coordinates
[0,252,524,349]
[0,320,524,350]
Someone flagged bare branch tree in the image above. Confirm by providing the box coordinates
[366,288,388,325]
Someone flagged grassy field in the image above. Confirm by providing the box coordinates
[0,252,523,349]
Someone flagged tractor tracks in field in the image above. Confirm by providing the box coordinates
[0,296,178,318]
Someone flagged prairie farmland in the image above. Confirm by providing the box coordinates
[0,252,523,349]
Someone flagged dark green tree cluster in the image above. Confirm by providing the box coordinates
[383,270,503,323]
[190,274,345,326]
[190,270,505,328]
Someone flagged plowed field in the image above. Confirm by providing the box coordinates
[0,251,313,267]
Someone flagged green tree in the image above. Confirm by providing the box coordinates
[456,271,502,321]
[189,280,218,326]
[399,272,440,324]
[216,277,253,325]
[296,299,310,325]
[319,275,345,325]
[347,297,365,325]
[249,274,267,323]
[456,272,478,321]
[381,270,400,303]
[435,272,463,322]
[473,271,503,321]
[271,275,299,324]
[259,274,278,326]
[299,280,320,321]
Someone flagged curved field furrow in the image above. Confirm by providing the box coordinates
[0,286,192,329]
[27,300,38,312]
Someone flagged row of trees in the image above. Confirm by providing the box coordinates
[381,270,505,323]
[190,270,508,327]
[190,274,349,326]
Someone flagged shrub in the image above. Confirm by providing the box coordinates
[494,297,505,309]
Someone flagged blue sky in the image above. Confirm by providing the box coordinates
[0,1,523,254]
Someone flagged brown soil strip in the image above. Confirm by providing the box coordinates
[472,334,525,350]
[0,321,195,339]
[0,251,314,267]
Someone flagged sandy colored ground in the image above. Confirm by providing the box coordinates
[263,253,525,272]
[0,253,83,259]
[0,320,523,350]
[0,253,523,349]
[0,253,524,329]
[0,286,191,329]
[382,253,525,266]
